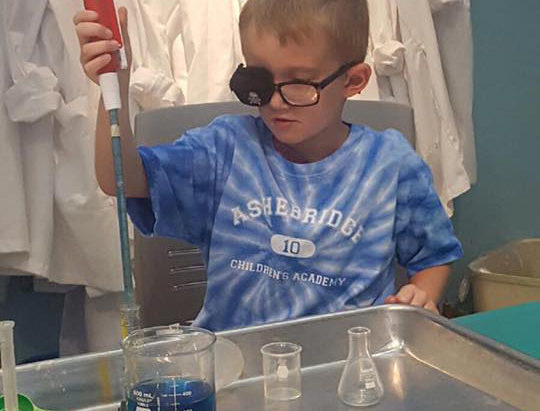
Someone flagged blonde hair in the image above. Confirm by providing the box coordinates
[239,0,369,63]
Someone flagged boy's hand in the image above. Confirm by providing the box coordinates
[73,7,132,85]
[384,284,439,314]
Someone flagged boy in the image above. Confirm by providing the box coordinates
[74,0,463,331]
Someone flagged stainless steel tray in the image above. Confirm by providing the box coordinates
[3,306,540,410]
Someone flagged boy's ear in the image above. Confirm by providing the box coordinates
[344,63,372,98]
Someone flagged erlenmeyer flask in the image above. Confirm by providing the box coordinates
[338,326,384,407]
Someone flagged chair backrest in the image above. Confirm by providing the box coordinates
[134,100,414,146]
[133,100,414,327]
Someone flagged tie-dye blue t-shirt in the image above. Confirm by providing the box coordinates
[128,115,463,331]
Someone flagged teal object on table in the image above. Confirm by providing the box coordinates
[454,302,540,359]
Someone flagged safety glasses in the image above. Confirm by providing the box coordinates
[229,61,358,107]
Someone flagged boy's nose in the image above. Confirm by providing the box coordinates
[268,88,289,110]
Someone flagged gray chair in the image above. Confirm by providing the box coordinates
[133,100,414,327]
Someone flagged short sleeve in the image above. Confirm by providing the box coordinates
[127,116,236,248]
[395,153,463,275]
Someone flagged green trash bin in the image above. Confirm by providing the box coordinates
[468,239,540,312]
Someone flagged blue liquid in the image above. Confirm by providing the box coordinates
[127,377,215,411]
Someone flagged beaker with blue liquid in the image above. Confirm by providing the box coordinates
[122,325,216,411]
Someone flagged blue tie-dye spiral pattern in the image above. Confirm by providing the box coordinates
[128,115,463,331]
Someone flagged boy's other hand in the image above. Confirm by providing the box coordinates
[73,7,132,85]
[385,284,439,314]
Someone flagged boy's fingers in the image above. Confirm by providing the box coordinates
[384,295,398,304]
[386,286,439,314]
[424,301,439,314]
[81,40,120,62]
[84,53,112,77]
[410,289,428,307]
[394,285,415,304]
[73,10,98,25]
[76,22,113,46]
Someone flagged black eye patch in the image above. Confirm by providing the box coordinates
[229,64,275,107]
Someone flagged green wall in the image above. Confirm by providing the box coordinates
[450,0,540,303]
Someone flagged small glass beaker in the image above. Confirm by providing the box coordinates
[122,325,216,411]
[338,327,384,407]
[261,342,302,401]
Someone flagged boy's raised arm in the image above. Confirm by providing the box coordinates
[75,7,148,198]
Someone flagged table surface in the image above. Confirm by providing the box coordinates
[7,305,540,411]
[453,302,540,359]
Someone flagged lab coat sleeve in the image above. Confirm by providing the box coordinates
[0,15,29,254]
[395,0,471,215]
[395,152,463,276]
[2,0,62,122]
[366,0,409,104]
[131,66,185,109]
[432,0,477,183]
[0,0,57,278]
[4,66,62,122]
[126,0,186,110]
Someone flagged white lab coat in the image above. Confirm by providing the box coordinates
[1,0,58,276]
[1,0,123,293]
[0,3,29,256]
[367,0,409,105]
[122,0,185,111]
[125,0,243,109]
[395,0,474,215]
[431,0,477,183]
[174,0,244,104]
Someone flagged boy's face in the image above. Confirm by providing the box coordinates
[241,25,368,157]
